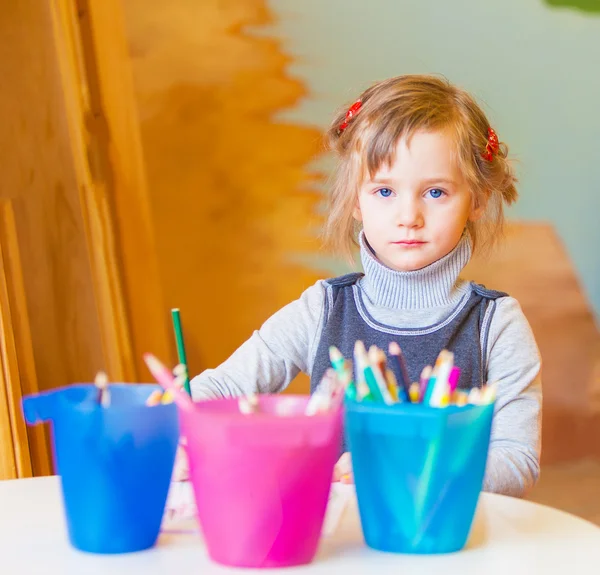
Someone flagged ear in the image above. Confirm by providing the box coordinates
[468,204,485,222]
[468,192,488,222]
[352,194,363,222]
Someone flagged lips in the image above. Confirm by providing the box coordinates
[393,240,426,245]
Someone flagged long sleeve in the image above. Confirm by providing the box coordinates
[482,296,542,497]
[189,281,327,400]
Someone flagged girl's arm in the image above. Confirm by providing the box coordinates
[483,297,542,497]
[189,281,327,400]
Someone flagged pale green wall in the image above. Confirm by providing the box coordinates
[266,0,600,318]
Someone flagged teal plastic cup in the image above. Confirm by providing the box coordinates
[345,400,494,554]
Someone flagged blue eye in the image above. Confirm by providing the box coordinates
[377,188,393,198]
[427,188,445,199]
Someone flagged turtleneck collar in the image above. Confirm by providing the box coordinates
[359,231,472,309]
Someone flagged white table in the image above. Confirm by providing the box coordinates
[2,476,600,574]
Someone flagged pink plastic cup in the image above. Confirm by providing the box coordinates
[180,395,343,568]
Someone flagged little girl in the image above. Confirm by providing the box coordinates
[190,75,542,498]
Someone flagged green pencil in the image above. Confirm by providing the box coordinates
[171,308,191,396]
[363,366,385,403]
[329,346,357,401]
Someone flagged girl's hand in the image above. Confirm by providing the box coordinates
[172,440,189,482]
[333,452,353,484]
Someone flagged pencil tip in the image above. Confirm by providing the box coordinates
[389,341,400,355]
[354,340,366,353]
[94,370,108,387]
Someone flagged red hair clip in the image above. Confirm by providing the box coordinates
[338,100,362,134]
[482,127,499,161]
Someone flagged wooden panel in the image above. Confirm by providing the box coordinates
[59,0,172,379]
[0,358,18,479]
[47,0,138,382]
[0,0,160,475]
[120,0,323,389]
[0,220,19,479]
[0,201,51,479]
[0,0,105,397]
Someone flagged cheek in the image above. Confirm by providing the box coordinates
[430,201,470,235]
[354,193,377,221]
[448,196,474,225]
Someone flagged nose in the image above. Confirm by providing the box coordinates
[394,195,424,228]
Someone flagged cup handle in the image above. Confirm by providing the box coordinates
[22,390,61,424]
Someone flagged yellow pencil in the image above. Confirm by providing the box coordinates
[409,382,420,403]
[385,369,399,402]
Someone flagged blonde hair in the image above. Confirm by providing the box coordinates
[323,75,517,262]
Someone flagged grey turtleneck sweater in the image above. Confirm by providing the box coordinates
[190,234,542,498]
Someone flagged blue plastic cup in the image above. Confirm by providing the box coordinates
[22,384,179,554]
[345,400,494,554]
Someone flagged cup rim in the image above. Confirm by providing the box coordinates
[344,398,495,418]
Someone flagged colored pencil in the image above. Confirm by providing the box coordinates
[94,371,110,408]
[388,342,412,402]
[448,366,461,393]
[171,308,191,396]
[143,353,194,411]
[353,341,370,399]
[419,365,432,402]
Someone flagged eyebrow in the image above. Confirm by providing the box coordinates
[421,177,457,187]
[370,177,396,185]
[369,177,458,186]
